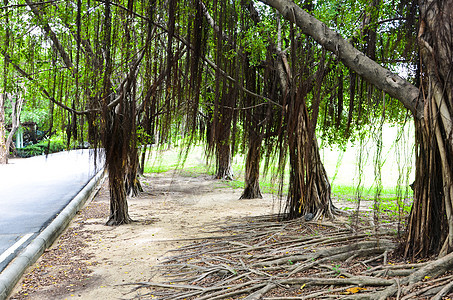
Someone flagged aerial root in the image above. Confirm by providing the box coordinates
[125,215,453,299]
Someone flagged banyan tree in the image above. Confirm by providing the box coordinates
[2,0,453,259]
[0,0,181,225]
[405,0,453,258]
[261,0,453,258]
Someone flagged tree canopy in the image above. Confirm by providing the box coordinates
[1,0,453,260]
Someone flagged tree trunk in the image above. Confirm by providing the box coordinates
[103,105,134,226]
[102,0,132,226]
[106,159,133,226]
[139,147,146,176]
[215,142,233,180]
[240,134,263,199]
[125,149,143,197]
[102,105,134,226]
[213,87,235,181]
[404,0,453,258]
[286,98,335,220]
[0,93,6,164]
[5,94,23,156]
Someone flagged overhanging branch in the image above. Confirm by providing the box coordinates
[260,0,423,119]
[2,50,92,115]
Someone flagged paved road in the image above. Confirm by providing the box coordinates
[0,150,103,272]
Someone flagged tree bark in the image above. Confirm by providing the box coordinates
[286,91,336,220]
[403,0,453,258]
[215,142,234,180]
[259,0,423,119]
[213,86,235,181]
[106,156,133,226]
[125,149,143,197]
[240,134,263,199]
[0,93,24,163]
[5,94,23,156]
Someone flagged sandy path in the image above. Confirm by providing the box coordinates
[10,172,279,300]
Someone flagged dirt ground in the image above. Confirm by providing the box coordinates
[9,171,280,300]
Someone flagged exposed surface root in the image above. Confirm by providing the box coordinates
[122,214,453,299]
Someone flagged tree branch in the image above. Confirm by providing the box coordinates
[259,0,423,119]
[0,0,61,9]
[25,0,76,77]
[1,50,91,115]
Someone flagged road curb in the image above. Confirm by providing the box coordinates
[0,168,105,300]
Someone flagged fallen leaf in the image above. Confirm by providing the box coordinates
[345,287,366,294]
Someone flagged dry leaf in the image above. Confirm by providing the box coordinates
[345,287,367,294]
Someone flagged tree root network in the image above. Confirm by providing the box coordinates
[124,214,453,299]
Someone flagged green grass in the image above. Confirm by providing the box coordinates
[144,164,178,174]
[143,146,413,200]
[143,124,415,213]
[143,146,284,194]
[331,184,413,199]
[141,146,412,222]
[143,146,205,173]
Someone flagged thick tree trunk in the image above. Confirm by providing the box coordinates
[404,0,453,258]
[0,94,6,164]
[102,0,132,226]
[240,135,263,199]
[286,100,335,220]
[106,161,133,226]
[104,109,133,225]
[404,120,446,257]
[215,142,233,180]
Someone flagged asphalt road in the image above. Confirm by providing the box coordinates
[0,149,103,272]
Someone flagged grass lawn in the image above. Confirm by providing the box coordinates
[144,124,415,217]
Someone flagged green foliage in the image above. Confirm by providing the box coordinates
[137,126,153,147]
[242,24,269,66]
[16,137,65,158]
[20,108,49,129]
[332,264,341,275]
[0,0,419,230]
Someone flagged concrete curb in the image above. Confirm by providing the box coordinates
[0,169,105,300]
